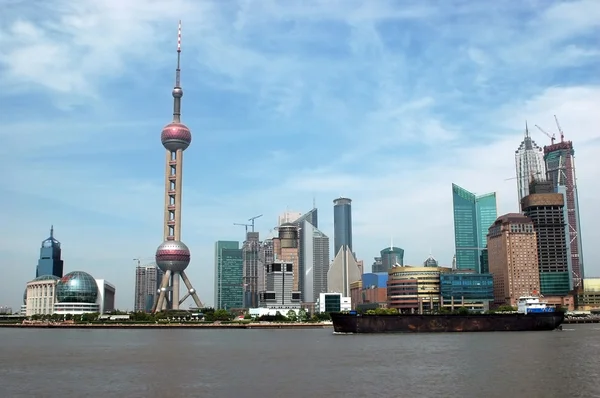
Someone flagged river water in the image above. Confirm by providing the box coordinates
[1,325,599,398]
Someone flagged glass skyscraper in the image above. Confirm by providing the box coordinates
[515,124,546,204]
[452,184,497,273]
[36,226,64,278]
[333,197,352,257]
[214,241,244,310]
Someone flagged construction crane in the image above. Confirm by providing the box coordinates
[534,124,556,145]
[554,114,565,142]
[133,257,154,267]
[504,171,542,181]
[248,214,263,232]
[233,223,252,233]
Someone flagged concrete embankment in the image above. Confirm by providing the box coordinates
[0,322,333,329]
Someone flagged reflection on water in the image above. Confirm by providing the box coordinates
[1,325,599,398]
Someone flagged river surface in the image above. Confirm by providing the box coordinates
[1,325,599,398]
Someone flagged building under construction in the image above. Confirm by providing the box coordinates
[541,117,584,288]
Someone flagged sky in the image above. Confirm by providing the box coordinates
[1,0,599,310]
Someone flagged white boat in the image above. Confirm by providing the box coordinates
[517,296,555,314]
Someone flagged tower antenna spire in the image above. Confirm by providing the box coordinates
[172,20,183,123]
[525,121,530,138]
[50,225,54,238]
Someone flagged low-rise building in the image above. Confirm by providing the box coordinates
[387,266,451,313]
[440,271,494,312]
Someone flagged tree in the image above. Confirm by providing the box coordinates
[297,308,308,322]
[213,309,233,321]
[286,310,297,322]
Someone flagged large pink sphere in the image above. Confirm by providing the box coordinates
[155,240,191,272]
[161,122,192,151]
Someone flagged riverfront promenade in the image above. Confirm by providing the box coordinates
[0,321,333,329]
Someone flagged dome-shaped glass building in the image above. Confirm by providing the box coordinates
[56,271,98,303]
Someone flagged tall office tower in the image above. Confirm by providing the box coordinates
[36,226,64,278]
[214,241,244,310]
[487,213,541,306]
[452,184,497,273]
[544,133,584,287]
[134,263,164,312]
[259,261,301,308]
[272,224,300,291]
[328,246,361,297]
[515,123,546,204]
[521,181,571,295]
[380,246,404,269]
[298,217,330,304]
[258,239,274,295]
[333,197,353,257]
[242,231,261,308]
[153,21,202,312]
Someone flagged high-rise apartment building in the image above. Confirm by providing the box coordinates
[333,197,353,257]
[521,181,570,295]
[452,184,497,273]
[544,137,584,286]
[487,213,541,306]
[515,124,546,204]
[214,241,244,310]
[134,263,164,312]
[258,239,274,295]
[36,226,64,278]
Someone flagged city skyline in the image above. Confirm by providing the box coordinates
[2,1,599,310]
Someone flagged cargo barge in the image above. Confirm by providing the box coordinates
[331,296,565,333]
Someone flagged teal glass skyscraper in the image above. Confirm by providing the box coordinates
[214,241,244,310]
[452,184,497,273]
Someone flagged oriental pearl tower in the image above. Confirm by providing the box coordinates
[152,21,203,312]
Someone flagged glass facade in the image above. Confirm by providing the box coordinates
[539,272,570,296]
[36,226,64,278]
[215,241,244,310]
[56,271,98,303]
[452,184,497,273]
[380,247,404,269]
[440,273,494,301]
[333,198,353,257]
[324,294,341,312]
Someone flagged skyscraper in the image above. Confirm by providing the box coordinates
[333,197,353,257]
[452,184,497,273]
[299,218,330,304]
[36,225,63,278]
[134,263,164,312]
[487,213,541,306]
[242,231,261,308]
[214,241,244,310]
[521,182,571,295]
[544,136,584,287]
[380,246,404,269]
[515,123,546,204]
[153,21,202,311]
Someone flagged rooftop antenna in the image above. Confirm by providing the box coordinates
[172,20,183,123]
[50,225,54,238]
[525,121,530,138]
[312,196,316,209]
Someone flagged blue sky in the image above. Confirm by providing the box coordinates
[1,0,599,310]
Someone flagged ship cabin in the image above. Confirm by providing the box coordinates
[517,296,554,314]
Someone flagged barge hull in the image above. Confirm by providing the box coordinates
[330,312,565,333]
